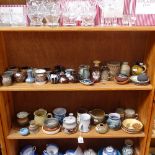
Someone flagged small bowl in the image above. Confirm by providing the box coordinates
[19,128,29,136]
[44,118,59,129]
[80,79,94,86]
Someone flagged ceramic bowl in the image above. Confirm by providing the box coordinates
[122,119,143,132]
[17,112,29,119]
[115,74,129,82]
[19,128,29,136]
[80,79,94,86]
[95,123,109,134]
[44,118,59,129]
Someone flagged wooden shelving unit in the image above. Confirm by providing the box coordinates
[0,3,154,154]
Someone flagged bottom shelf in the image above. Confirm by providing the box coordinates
[7,126,145,139]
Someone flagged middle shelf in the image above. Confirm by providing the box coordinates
[7,126,145,139]
[0,82,152,91]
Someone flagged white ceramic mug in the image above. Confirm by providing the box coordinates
[79,114,91,133]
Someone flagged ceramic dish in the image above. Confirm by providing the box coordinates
[19,128,29,136]
[121,127,141,134]
[130,76,150,85]
[122,119,143,131]
[80,79,94,86]
[42,126,60,135]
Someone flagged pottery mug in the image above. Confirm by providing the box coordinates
[124,109,138,119]
[34,109,52,126]
[77,108,88,124]
[79,113,91,133]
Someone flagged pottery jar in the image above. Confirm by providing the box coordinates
[91,60,101,82]
[19,128,29,136]
[107,61,121,80]
[107,113,121,130]
[89,109,105,125]
[79,113,91,133]
[63,113,77,134]
[78,65,90,80]
[122,139,134,155]
[102,146,117,155]
[53,107,67,123]
[44,117,59,129]
[17,111,29,127]
[35,69,47,85]
[101,66,111,82]
[95,123,109,134]
[29,120,39,134]
[34,109,52,126]
[65,69,78,83]
[50,74,59,84]
[77,108,88,124]
[2,74,12,86]
[120,62,130,76]
[14,71,26,83]
[124,109,138,119]
[59,73,69,84]
[26,69,35,83]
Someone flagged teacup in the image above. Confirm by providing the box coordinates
[79,113,91,133]
[34,109,52,126]
[53,108,67,123]
[125,108,138,119]
[44,118,59,129]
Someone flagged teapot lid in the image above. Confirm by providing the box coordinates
[104,146,115,153]
[63,113,76,124]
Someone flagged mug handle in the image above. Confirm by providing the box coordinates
[47,113,53,118]
[142,64,147,73]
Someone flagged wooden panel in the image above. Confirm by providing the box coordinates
[3,31,147,68]
[0,26,155,32]
[0,0,25,5]
[0,82,152,91]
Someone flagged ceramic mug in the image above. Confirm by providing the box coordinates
[79,113,91,133]
[34,109,52,126]
[77,108,88,124]
[125,109,138,119]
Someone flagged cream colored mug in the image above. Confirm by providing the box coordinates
[34,108,52,126]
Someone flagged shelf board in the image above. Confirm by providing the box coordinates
[152,133,155,138]
[0,26,155,32]
[7,126,145,139]
[0,82,152,91]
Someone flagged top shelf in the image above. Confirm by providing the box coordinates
[0,26,155,32]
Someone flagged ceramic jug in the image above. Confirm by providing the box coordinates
[79,65,90,80]
[120,62,130,76]
[79,113,91,133]
[102,146,117,155]
[101,66,111,81]
[34,109,52,126]
[92,60,101,82]
[122,139,134,155]
[107,113,121,130]
[26,69,35,83]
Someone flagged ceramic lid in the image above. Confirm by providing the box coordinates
[63,113,76,124]
[17,111,29,119]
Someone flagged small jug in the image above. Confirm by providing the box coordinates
[34,108,52,126]
[122,139,134,155]
[79,65,90,80]
[91,60,101,82]
[26,69,35,83]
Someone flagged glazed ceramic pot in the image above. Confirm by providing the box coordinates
[20,145,37,155]
[107,61,121,80]
[65,69,78,83]
[102,146,117,155]
[44,117,59,129]
[50,74,59,84]
[89,109,105,125]
[124,109,138,119]
[77,108,88,124]
[79,113,91,133]
[19,128,29,136]
[29,120,39,134]
[2,74,12,86]
[78,65,90,80]
[122,139,134,155]
[63,113,77,134]
[120,62,130,76]
[43,144,59,155]
[59,73,69,84]
[34,109,52,126]
[26,69,35,83]
[91,60,101,82]
[95,123,109,134]
[131,63,146,75]
[101,66,111,82]
[35,69,47,85]
[14,71,26,83]
[107,113,121,130]
[53,107,67,123]
[17,111,29,127]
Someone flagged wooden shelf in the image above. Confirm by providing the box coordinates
[0,82,152,91]
[0,26,155,32]
[152,133,155,138]
[7,126,145,139]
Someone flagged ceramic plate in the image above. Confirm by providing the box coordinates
[80,79,94,86]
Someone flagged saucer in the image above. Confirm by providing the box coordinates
[80,79,94,86]
[42,126,60,135]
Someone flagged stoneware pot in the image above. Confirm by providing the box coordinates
[29,120,39,134]
[122,139,134,155]
[95,123,109,134]
[17,111,29,127]
[107,113,121,130]
[2,74,12,86]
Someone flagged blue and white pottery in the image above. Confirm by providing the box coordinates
[20,145,37,155]
[98,147,121,155]
[50,74,59,84]
[53,108,67,123]
[43,143,59,155]
[19,128,29,136]
[107,113,121,130]
[65,149,75,155]
[122,139,134,155]
[26,69,35,83]
[80,79,94,86]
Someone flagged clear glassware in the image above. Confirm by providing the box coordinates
[80,0,96,26]
[27,0,45,26]
[44,0,61,26]
[62,0,79,26]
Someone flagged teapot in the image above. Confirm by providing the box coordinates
[43,144,59,155]
[131,62,146,75]
[20,145,37,155]
[102,146,117,155]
